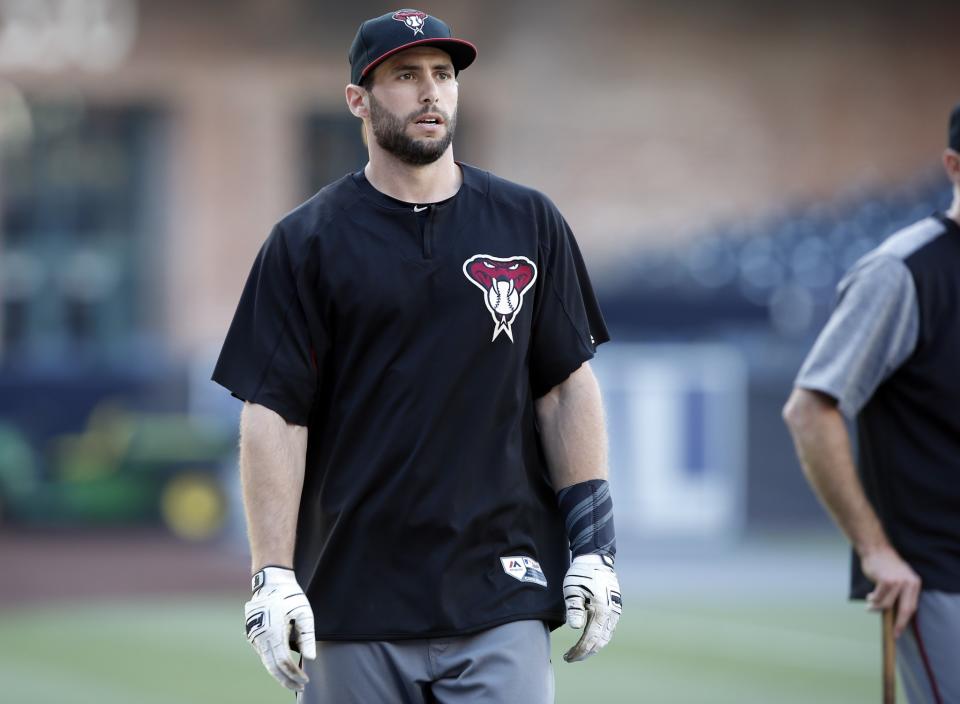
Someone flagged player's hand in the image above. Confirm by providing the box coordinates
[244,566,316,692]
[861,546,921,638]
[562,554,622,662]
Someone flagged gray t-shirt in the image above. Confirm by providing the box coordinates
[795,217,946,416]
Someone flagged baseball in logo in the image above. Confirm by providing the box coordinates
[463,254,538,342]
[392,9,428,35]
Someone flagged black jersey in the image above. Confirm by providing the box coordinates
[213,163,610,639]
[796,214,960,597]
[853,215,960,596]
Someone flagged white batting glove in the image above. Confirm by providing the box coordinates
[562,554,622,662]
[244,566,316,692]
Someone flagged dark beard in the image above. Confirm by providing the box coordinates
[368,93,456,166]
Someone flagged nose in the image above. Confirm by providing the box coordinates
[420,75,440,104]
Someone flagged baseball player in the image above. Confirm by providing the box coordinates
[212,9,621,703]
[783,102,960,703]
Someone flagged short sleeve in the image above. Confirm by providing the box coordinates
[795,254,918,418]
[211,224,323,425]
[529,207,610,398]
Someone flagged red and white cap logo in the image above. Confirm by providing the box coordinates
[463,254,538,342]
[393,9,428,36]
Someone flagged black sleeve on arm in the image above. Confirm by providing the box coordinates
[529,206,610,398]
[211,224,323,426]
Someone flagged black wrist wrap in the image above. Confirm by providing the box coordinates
[556,478,616,559]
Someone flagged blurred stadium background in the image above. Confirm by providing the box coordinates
[2,0,958,701]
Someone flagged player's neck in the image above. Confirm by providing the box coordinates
[947,187,960,225]
[364,149,461,204]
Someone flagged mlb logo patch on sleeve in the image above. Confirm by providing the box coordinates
[500,556,548,588]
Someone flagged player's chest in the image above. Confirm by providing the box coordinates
[317,209,542,336]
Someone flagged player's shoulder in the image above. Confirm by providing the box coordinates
[844,215,952,287]
[460,163,563,219]
[874,215,950,262]
[273,173,360,244]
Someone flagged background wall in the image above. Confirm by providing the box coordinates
[3,0,956,356]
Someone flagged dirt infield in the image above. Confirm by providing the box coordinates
[3,528,250,606]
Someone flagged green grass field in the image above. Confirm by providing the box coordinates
[0,595,892,703]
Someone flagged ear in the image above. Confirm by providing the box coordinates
[345,84,369,119]
[944,149,960,185]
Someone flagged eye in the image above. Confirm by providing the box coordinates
[482,261,495,269]
[508,263,519,270]
[437,72,452,81]
[399,73,414,80]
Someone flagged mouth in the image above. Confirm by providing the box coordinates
[413,113,444,126]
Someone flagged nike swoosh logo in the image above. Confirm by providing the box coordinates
[413,205,428,212]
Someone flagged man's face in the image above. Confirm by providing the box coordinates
[365,47,458,166]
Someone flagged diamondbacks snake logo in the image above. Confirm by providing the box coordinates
[393,10,428,35]
[463,254,538,342]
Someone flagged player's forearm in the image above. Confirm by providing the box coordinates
[535,362,608,490]
[782,388,891,557]
[239,402,309,573]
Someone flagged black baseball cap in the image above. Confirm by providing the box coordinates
[950,102,960,152]
[348,9,477,87]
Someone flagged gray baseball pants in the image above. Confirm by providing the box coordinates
[897,591,960,704]
[297,619,554,704]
